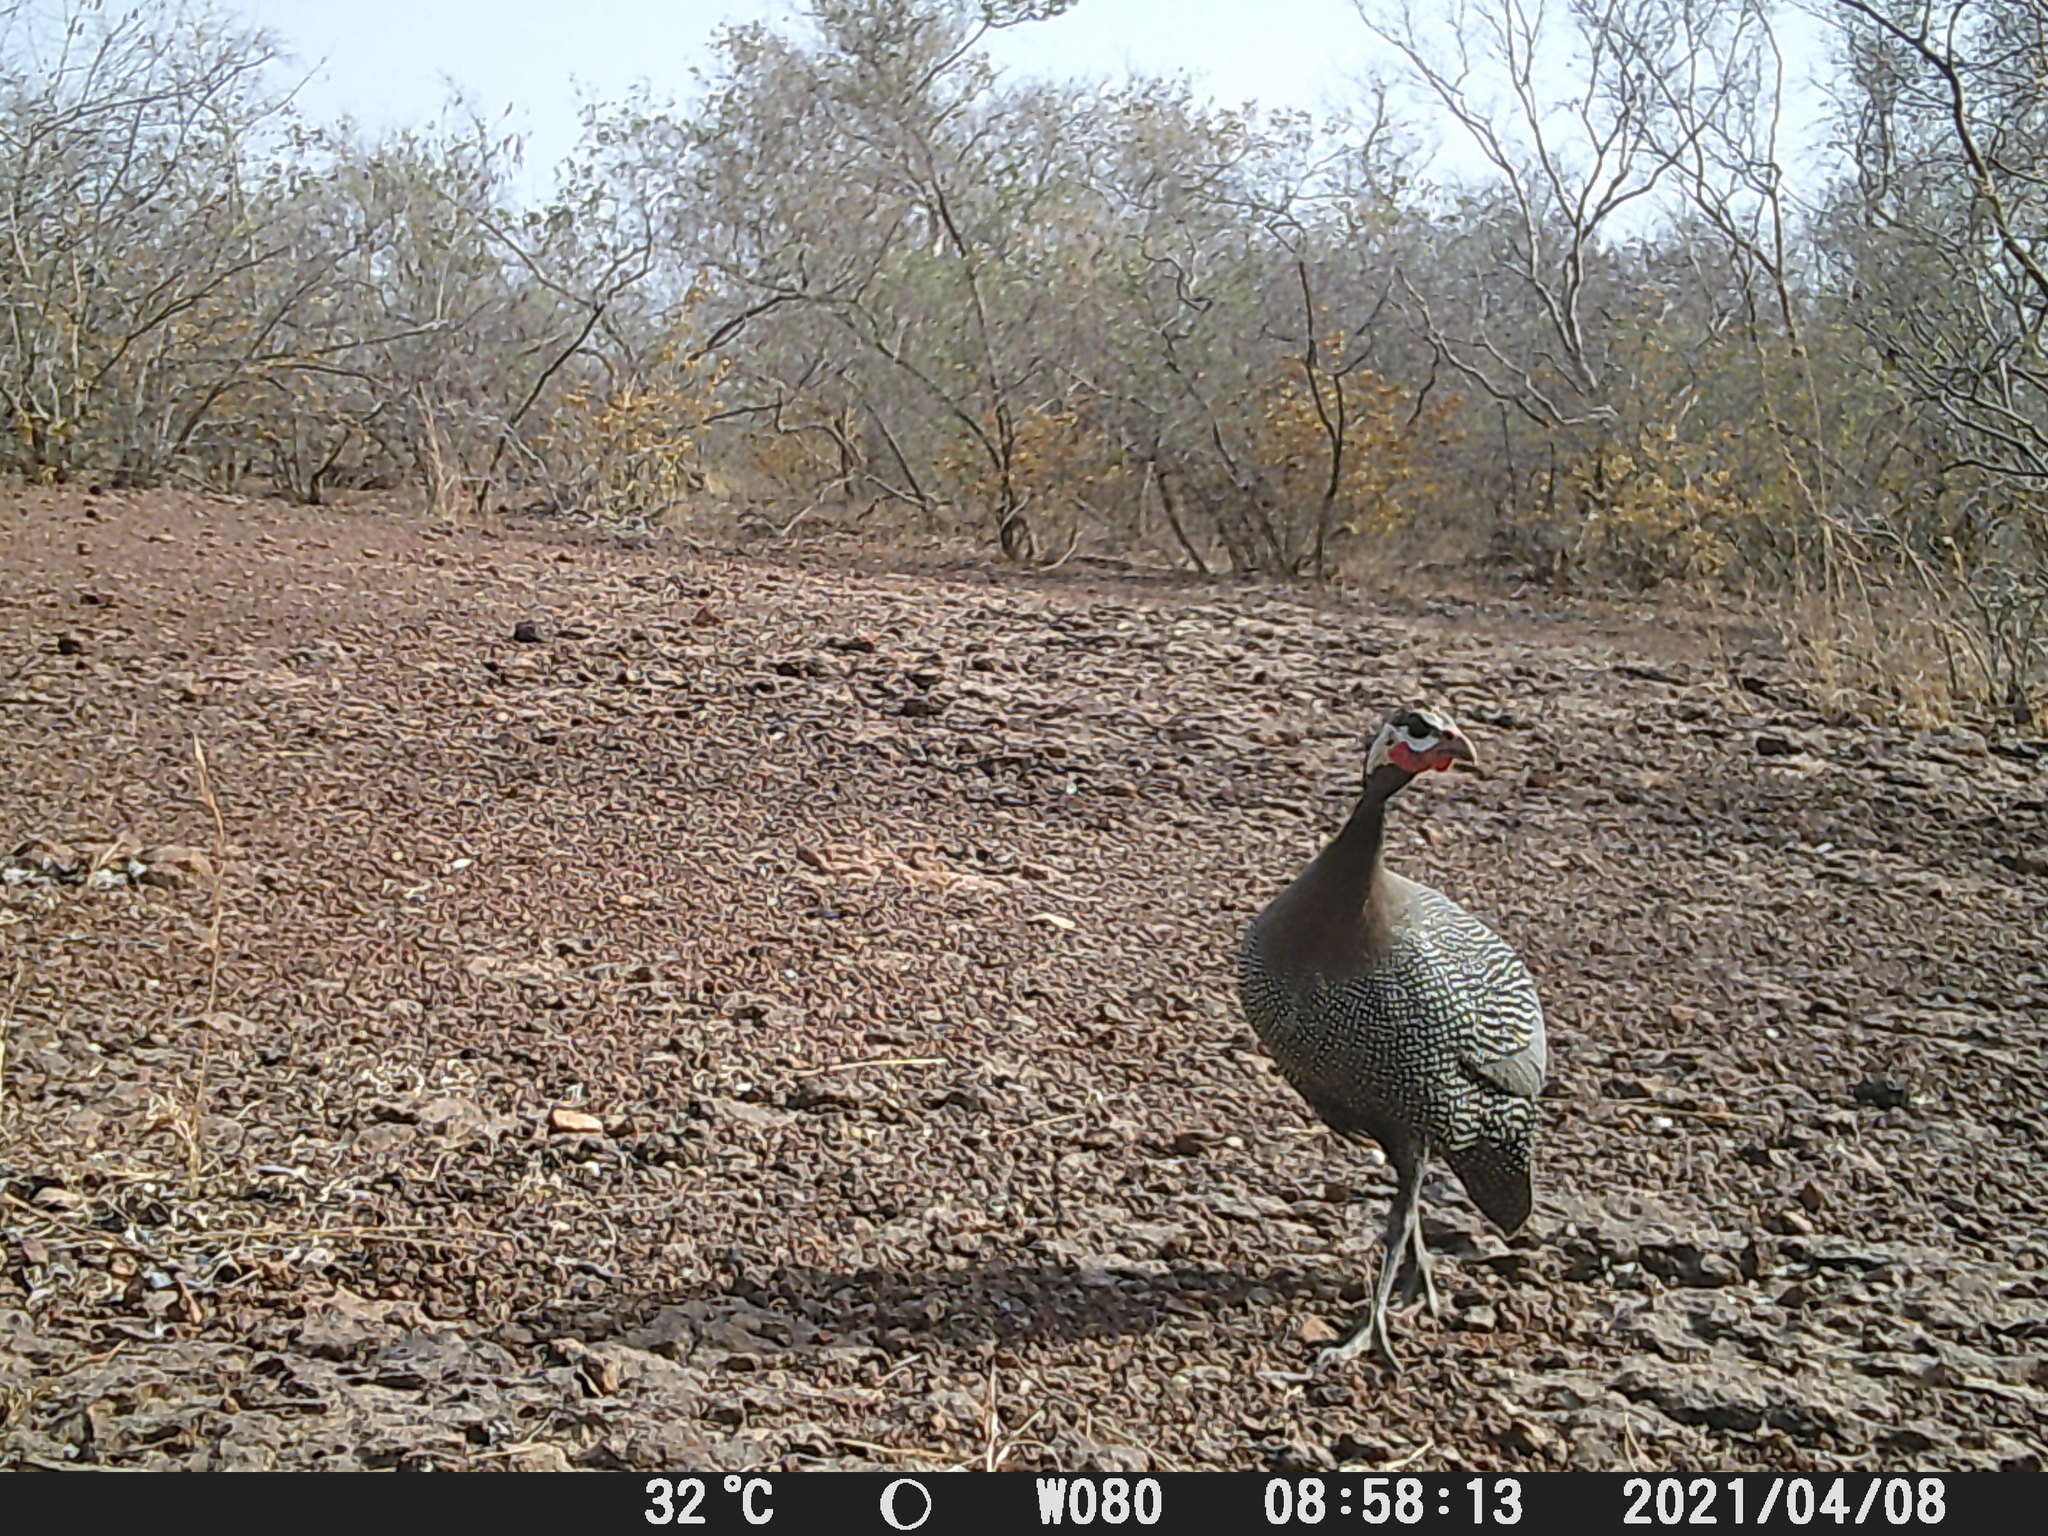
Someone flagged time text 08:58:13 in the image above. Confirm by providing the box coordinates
[1262,1478,1525,1526]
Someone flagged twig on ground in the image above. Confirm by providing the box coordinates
[0,965,23,1124]
[187,736,229,1189]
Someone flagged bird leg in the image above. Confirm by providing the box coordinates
[1318,1158,1423,1369]
[1398,1196,1442,1319]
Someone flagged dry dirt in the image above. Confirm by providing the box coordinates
[2,487,2045,1473]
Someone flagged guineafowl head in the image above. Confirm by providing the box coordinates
[1365,704,1476,779]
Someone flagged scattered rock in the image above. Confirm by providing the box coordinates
[6,836,83,881]
[354,1123,415,1154]
[414,1096,496,1140]
[1852,1076,1910,1110]
[1638,1236,1736,1286]
[1076,1441,1151,1473]
[503,1443,574,1472]
[1296,1317,1341,1346]
[1615,1358,1774,1433]
[136,844,214,889]
[2,487,2041,1474]
[1499,1417,1558,1459]
[294,1287,421,1361]
[511,621,543,643]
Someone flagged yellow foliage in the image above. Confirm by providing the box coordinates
[1565,424,1760,583]
[935,403,1123,515]
[1248,362,1458,541]
[538,312,726,520]
[746,427,818,487]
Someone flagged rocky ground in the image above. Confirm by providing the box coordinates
[1,486,2045,1472]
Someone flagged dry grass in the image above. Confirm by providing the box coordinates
[1787,579,2047,728]
[418,394,464,527]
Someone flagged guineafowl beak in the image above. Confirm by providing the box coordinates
[1437,732,1478,771]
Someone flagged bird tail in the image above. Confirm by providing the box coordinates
[1445,1137,1532,1233]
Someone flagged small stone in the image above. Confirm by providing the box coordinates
[1296,1316,1342,1346]
[415,1096,489,1140]
[137,844,215,889]
[1639,1241,1741,1288]
[549,1107,605,1135]
[504,1444,574,1472]
[1851,1076,1909,1110]
[2002,848,2048,878]
[1796,1178,1827,1213]
[55,634,84,656]
[32,1186,83,1210]
[9,837,81,879]
[1269,1440,1336,1472]
[1501,1417,1555,1458]
[1077,1442,1150,1474]
[1458,1303,1499,1332]
[511,621,543,644]
[355,1123,415,1154]
[1755,732,1802,756]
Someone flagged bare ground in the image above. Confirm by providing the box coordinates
[2,487,2045,1473]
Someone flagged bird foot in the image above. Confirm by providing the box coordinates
[1314,1313,1397,1371]
[1415,1264,1443,1320]
[1391,1257,1442,1319]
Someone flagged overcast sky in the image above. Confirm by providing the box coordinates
[231,1,1429,171]
[227,0,1837,197]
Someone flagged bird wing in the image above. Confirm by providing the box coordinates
[1461,1040,1545,1101]
[1408,888,1548,1101]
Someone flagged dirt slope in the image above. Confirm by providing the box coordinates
[2,488,2045,1471]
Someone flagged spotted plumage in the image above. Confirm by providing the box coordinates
[1237,705,1546,1364]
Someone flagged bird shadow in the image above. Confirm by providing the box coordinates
[509,1256,1346,1357]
